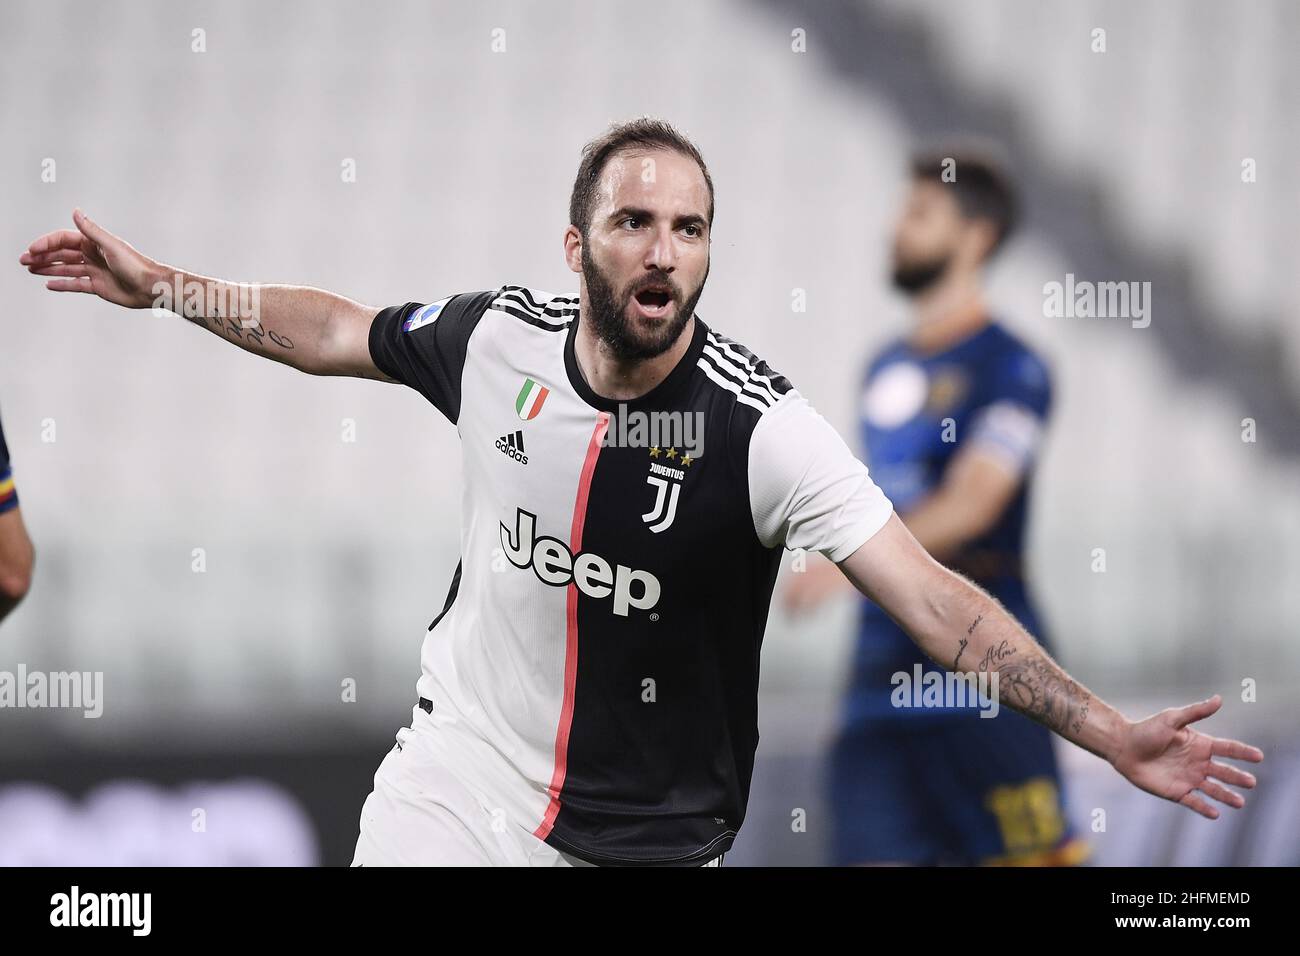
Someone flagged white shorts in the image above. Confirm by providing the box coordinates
[351,715,724,867]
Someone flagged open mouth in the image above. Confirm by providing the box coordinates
[632,287,674,317]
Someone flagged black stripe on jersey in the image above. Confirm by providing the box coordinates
[697,348,748,390]
[500,286,552,311]
[427,559,463,632]
[705,333,790,404]
[492,302,571,332]
[500,285,548,309]
[498,286,579,317]
[494,288,578,332]
[697,349,782,410]
[706,331,793,399]
[704,332,783,387]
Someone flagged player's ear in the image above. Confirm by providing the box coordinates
[563,224,583,274]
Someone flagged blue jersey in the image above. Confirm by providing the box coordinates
[843,320,1053,726]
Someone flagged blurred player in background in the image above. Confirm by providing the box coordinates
[0,405,35,624]
[785,148,1089,865]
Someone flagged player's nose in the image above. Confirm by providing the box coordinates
[644,224,679,272]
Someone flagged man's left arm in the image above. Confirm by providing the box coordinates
[837,513,1264,819]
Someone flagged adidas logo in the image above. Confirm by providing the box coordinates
[495,430,528,465]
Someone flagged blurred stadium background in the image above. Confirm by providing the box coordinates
[1,0,1296,865]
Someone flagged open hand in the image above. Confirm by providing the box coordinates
[20,209,161,309]
[1112,694,1263,819]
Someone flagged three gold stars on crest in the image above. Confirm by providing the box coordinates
[649,446,692,467]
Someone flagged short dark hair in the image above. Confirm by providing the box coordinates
[910,146,1019,255]
[569,117,714,238]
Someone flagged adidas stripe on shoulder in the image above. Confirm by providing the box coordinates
[697,329,793,413]
[492,286,579,332]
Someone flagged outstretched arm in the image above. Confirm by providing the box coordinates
[838,513,1264,819]
[20,209,391,380]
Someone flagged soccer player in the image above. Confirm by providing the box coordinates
[0,405,35,625]
[20,118,1262,867]
[785,149,1087,865]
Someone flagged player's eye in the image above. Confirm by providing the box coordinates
[683,224,702,238]
[622,217,642,230]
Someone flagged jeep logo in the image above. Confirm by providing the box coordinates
[500,508,660,616]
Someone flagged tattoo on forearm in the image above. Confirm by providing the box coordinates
[954,615,984,669]
[992,652,1092,737]
[977,639,1015,672]
[181,302,294,351]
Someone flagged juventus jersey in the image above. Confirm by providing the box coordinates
[369,285,894,865]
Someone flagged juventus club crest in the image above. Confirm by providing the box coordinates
[642,446,691,534]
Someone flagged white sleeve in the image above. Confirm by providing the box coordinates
[747,391,894,561]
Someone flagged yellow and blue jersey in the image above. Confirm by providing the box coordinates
[829,320,1088,864]
[845,320,1053,726]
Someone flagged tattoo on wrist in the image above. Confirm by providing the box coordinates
[993,653,1091,736]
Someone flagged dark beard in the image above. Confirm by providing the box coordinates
[891,254,951,295]
[581,244,704,361]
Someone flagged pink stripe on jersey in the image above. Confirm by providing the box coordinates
[533,411,610,841]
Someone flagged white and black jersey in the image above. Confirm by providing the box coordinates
[369,286,894,865]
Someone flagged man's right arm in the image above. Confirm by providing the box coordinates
[20,209,390,380]
[161,274,390,380]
